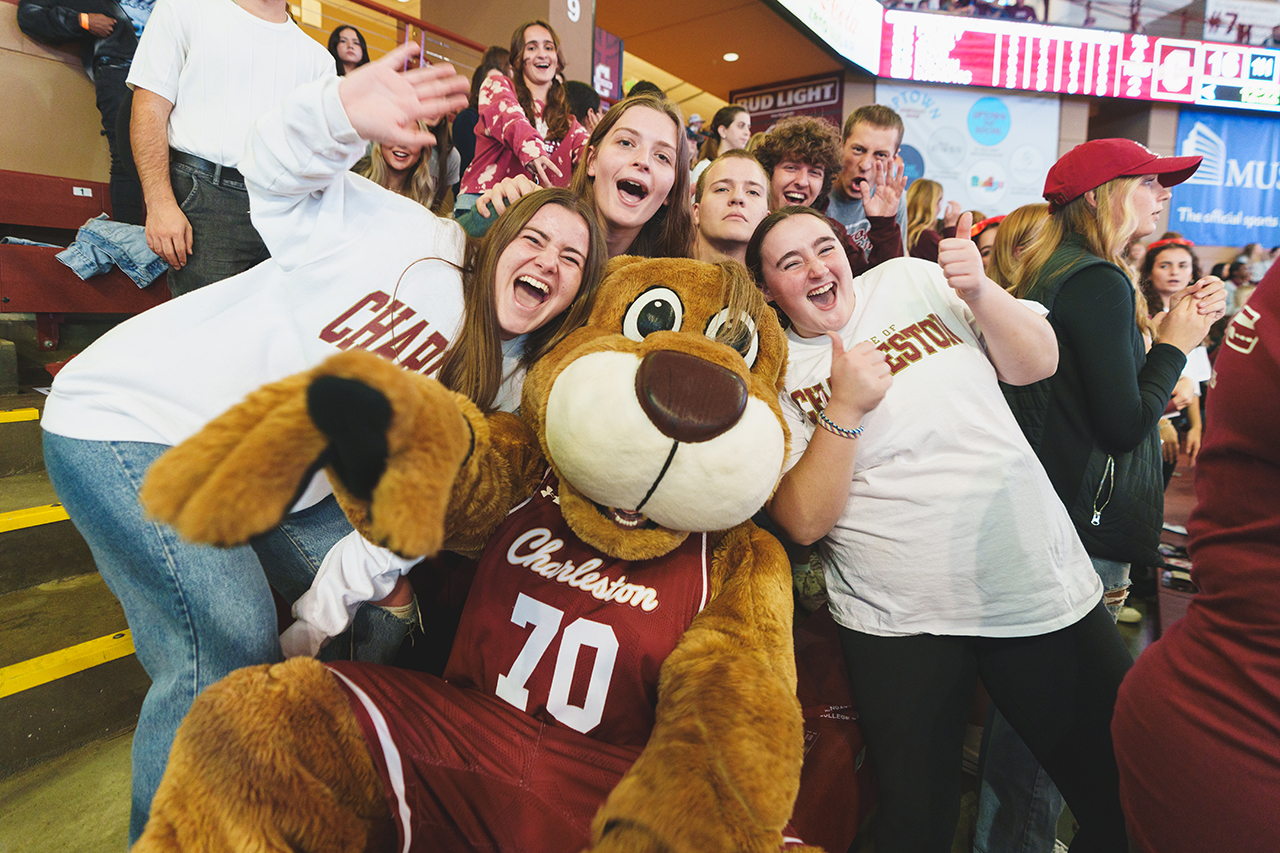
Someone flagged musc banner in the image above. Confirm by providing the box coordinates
[1172,108,1280,246]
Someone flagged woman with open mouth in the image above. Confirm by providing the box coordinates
[357,118,460,216]
[39,45,607,835]
[456,20,575,223]
[748,204,1142,853]
[462,92,696,261]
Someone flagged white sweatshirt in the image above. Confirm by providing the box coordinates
[44,76,468,471]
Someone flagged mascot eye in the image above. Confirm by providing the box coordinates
[622,287,684,341]
[704,309,759,368]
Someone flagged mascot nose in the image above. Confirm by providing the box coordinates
[635,350,747,443]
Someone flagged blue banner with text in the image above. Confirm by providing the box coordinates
[1172,108,1280,247]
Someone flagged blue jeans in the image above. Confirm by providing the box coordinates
[56,214,167,287]
[42,433,413,843]
[166,160,270,297]
[973,557,1130,853]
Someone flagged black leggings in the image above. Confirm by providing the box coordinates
[837,601,1132,853]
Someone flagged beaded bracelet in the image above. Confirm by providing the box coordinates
[818,409,864,439]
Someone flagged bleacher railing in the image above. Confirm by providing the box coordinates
[291,0,484,77]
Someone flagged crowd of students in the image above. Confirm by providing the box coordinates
[38,7,1278,852]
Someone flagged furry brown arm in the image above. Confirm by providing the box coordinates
[141,351,543,558]
[588,522,806,853]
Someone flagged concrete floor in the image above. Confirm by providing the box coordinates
[0,732,132,853]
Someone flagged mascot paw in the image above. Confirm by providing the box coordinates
[134,658,390,853]
[305,351,477,557]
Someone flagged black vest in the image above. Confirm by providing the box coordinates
[1001,236,1167,567]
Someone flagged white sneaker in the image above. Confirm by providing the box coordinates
[1117,605,1143,624]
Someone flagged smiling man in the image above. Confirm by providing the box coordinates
[692,150,770,264]
[754,116,843,213]
[754,115,904,277]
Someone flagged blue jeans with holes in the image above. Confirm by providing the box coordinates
[166,160,270,297]
[42,433,412,843]
[973,557,1130,853]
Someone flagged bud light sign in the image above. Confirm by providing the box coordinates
[1172,108,1280,246]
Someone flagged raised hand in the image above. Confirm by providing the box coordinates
[861,157,908,219]
[338,43,469,149]
[937,212,990,301]
[942,200,962,229]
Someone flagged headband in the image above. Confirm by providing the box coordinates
[1146,237,1194,251]
[970,215,1005,238]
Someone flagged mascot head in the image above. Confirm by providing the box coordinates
[522,256,790,560]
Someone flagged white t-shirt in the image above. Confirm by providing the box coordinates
[780,258,1102,637]
[44,76,467,463]
[127,0,334,167]
[428,146,463,190]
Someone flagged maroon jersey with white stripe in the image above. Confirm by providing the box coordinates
[443,470,709,748]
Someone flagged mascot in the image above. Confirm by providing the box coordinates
[132,256,870,853]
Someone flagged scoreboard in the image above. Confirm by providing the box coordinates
[773,0,1280,112]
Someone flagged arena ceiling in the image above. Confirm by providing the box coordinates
[595,0,846,101]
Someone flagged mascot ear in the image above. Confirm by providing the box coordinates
[604,255,647,277]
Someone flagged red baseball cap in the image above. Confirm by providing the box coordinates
[1043,139,1201,212]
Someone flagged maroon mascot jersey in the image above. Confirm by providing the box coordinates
[326,470,709,852]
[443,469,709,747]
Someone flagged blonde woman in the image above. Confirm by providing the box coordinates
[985,202,1048,291]
[904,178,960,261]
[976,139,1227,853]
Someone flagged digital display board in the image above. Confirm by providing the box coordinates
[879,11,1280,112]
[770,0,1280,113]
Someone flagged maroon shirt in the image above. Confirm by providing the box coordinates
[1113,268,1280,853]
[444,470,709,747]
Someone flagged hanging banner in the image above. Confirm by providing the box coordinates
[730,72,844,135]
[593,27,624,103]
[875,81,1059,216]
[1171,108,1280,246]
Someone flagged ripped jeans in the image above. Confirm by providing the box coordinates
[1092,558,1132,619]
[973,557,1130,853]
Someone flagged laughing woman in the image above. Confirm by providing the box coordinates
[749,206,1138,853]
[38,45,605,844]
[570,92,694,258]
[465,92,695,259]
[456,19,571,216]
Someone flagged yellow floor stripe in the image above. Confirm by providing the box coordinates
[0,630,135,698]
[0,503,70,533]
[0,407,39,424]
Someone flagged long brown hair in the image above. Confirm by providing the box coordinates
[569,93,694,259]
[468,46,510,109]
[436,189,607,413]
[509,21,570,145]
[427,117,454,214]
